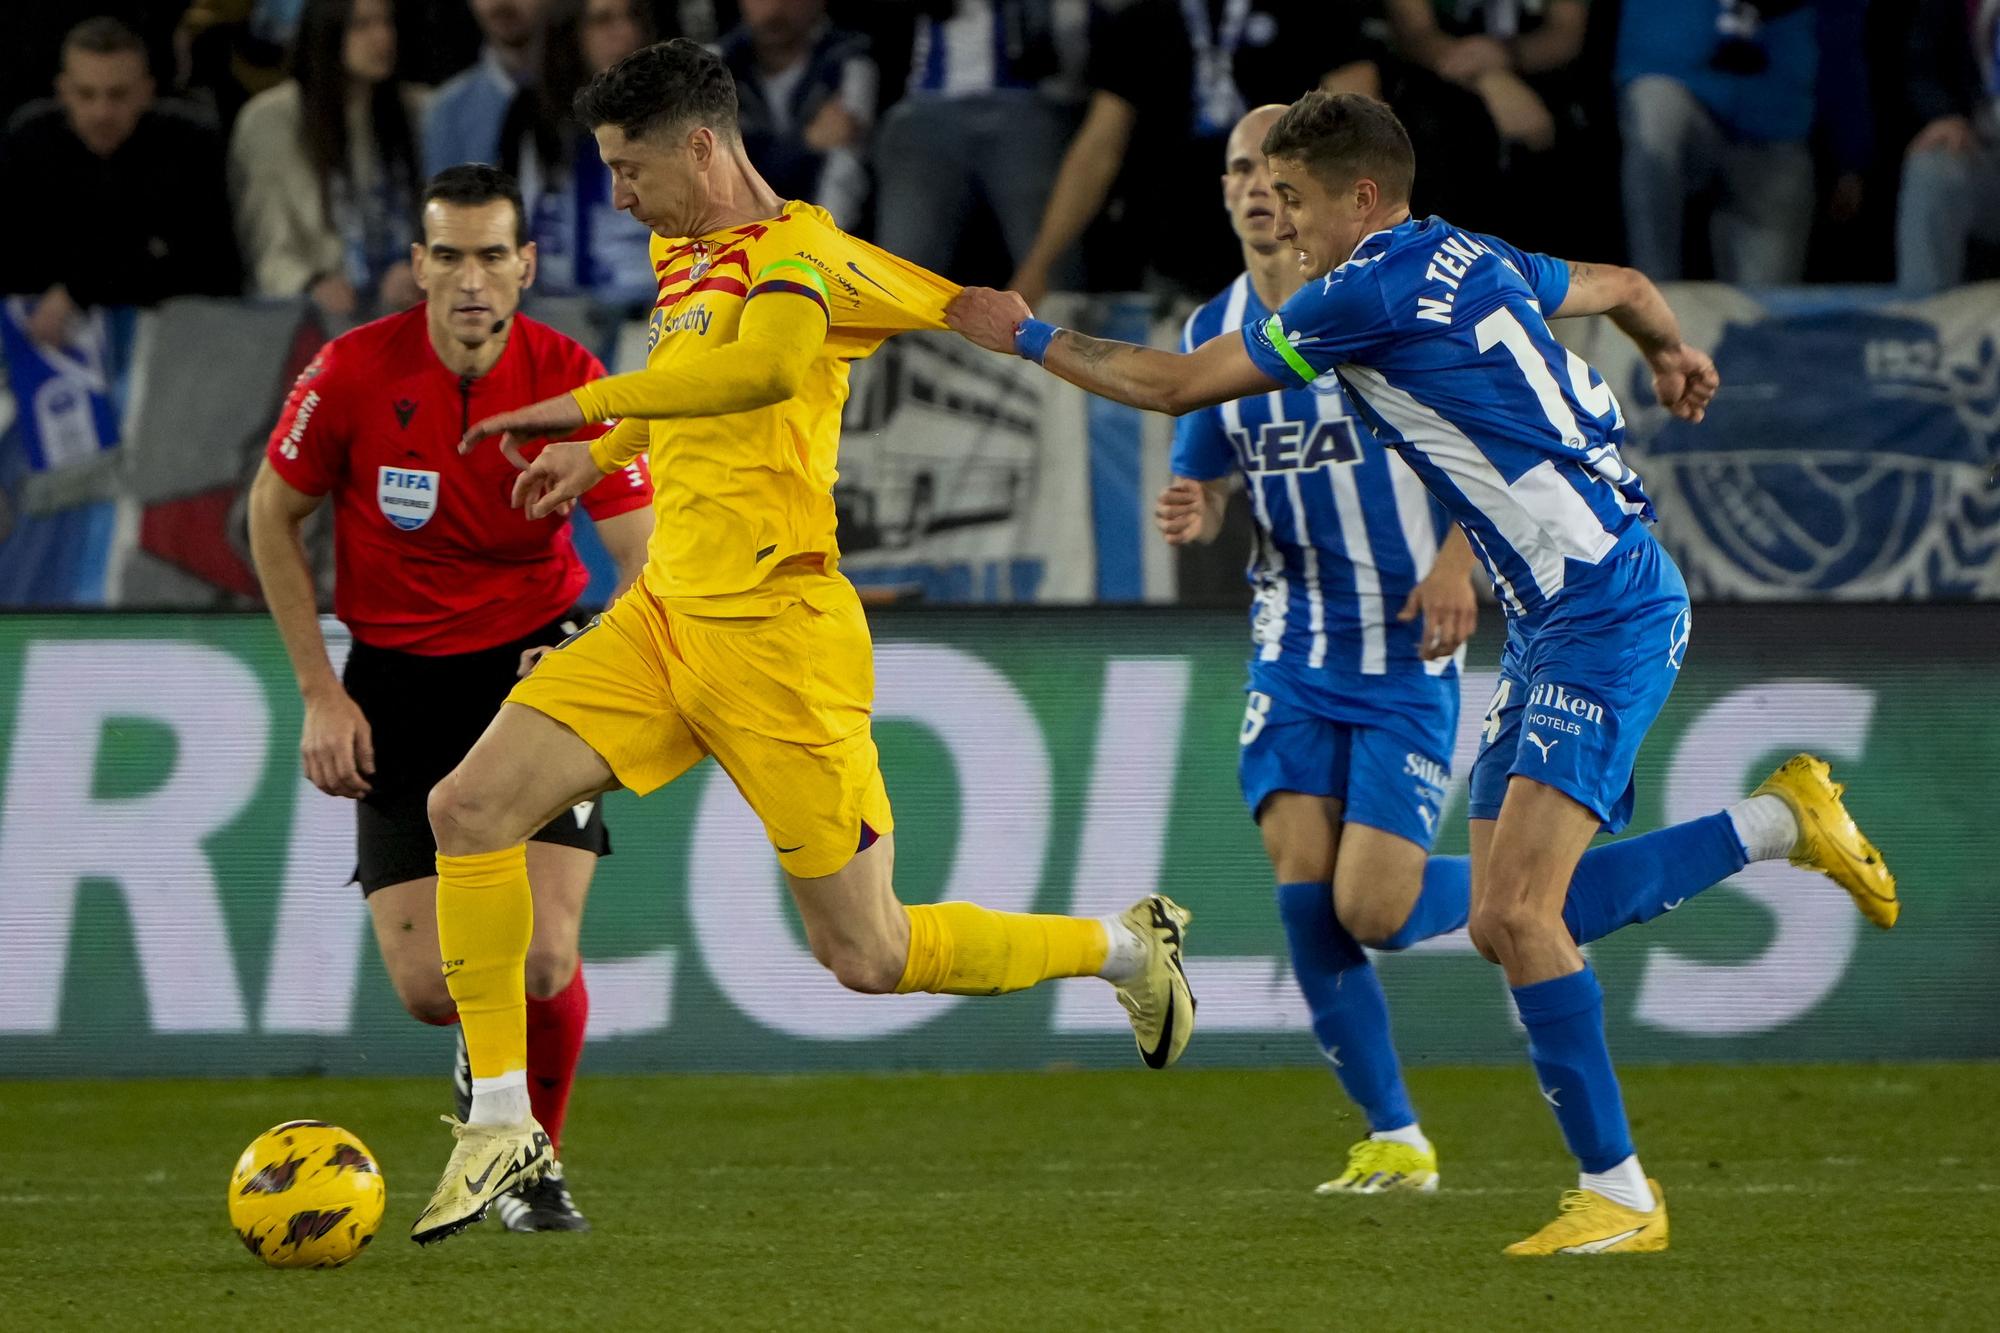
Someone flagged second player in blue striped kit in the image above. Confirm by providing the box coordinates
[1157,105,1478,1195]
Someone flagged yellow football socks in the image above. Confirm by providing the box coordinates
[436,846,533,1080]
[895,902,1110,995]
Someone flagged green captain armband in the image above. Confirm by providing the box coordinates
[1261,314,1318,384]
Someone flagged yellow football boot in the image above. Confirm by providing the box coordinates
[1314,1137,1440,1196]
[1754,753,1899,928]
[1113,895,1196,1069]
[410,1115,552,1246]
[1504,1180,1669,1256]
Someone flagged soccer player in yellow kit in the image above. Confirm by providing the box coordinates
[409,39,1197,1244]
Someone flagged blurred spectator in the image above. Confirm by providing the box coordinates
[872,1,1085,284]
[0,17,239,346]
[501,0,659,304]
[658,0,736,42]
[0,3,193,124]
[1009,0,1379,304]
[229,0,426,319]
[1616,0,1869,285]
[578,0,656,71]
[1385,0,1586,155]
[1896,0,2000,295]
[1383,0,1608,254]
[718,0,876,228]
[230,0,486,87]
[176,0,290,133]
[424,0,551,174]
[394,0,486,84]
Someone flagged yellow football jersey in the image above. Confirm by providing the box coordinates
[578,202,958,613]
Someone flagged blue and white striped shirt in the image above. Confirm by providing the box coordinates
[909,0,1050,95]
[1244,216,1652,618]
[1177,271,1461,746]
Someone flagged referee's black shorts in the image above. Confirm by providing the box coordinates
[343,613,610,895]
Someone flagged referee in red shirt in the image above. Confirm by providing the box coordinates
[248,164,651,1234]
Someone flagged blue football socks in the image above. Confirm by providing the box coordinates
[1386,810,1748,950]
[1510,966,1634,1173]
[1271,813,1751,1150]
[1375,856,1471,951]
[1558,812,1748,945]
[1275,880,1416,1133]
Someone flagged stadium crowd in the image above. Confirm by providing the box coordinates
[0,0,1994,342]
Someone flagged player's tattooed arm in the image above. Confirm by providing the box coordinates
[1056,326,1152,374]
[1552,260,1720,425]
[1047,328,1284,416]
[1554,261,1679,356]
[944,286,1281,415]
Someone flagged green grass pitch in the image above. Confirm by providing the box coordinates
[6,1064,1995,1330]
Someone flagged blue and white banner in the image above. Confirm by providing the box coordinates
[1562,283,2000,601]
[0,299,120,474]
[3,287,1997,608]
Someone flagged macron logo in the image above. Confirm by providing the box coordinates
[1526,683,1604,725]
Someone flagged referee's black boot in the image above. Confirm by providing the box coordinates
[451,1028,473,1122]
[495,1162,592,1233]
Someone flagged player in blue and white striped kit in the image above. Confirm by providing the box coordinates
[1156,106,1480,1197]
[952,91,1901,1255]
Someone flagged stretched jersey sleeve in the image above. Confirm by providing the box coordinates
[1468,230,1571,311]
[791,224,960,338]
[1170,313,1237,482]
[263,343,350,495]
[1243,265,1396,390]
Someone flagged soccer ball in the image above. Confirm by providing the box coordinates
[228,1120,386,1268]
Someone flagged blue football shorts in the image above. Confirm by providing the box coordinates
[1238,689,1452,851]
[1467,531,1691,833]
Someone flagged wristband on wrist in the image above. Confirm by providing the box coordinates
[1014,317,1059,364]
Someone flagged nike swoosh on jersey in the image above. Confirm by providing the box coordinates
[847,262,898,299]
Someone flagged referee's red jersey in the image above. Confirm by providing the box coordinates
[265,307,652,655]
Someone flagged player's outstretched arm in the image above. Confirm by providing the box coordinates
[946,287,1282,416]
[1551,261,1719,423]
[461,291,830,460]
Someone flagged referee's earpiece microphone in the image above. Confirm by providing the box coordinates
[491,317,508,335]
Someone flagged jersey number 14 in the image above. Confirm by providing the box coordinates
[1473,306,1625,452]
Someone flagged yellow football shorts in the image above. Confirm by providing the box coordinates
[507,571,893,878]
